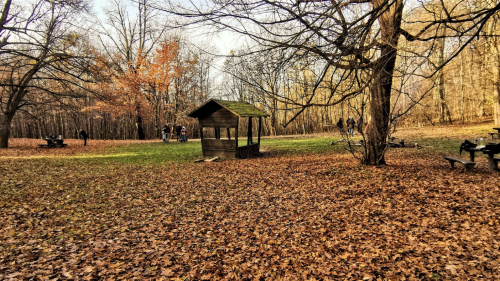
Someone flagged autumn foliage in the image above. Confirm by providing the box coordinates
[94,41,174,116]
[87,39,201,139]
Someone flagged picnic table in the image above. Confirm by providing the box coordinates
[38,136,68,148]
[464,144,500,171]
[488,127,500,140]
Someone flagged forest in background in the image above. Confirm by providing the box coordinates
[2,0,500,142]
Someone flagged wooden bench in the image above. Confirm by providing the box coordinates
[488,132,500,140]
[38,140,68,148]
[443,156,476,172]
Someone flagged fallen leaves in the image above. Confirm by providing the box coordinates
[0,148,499,279]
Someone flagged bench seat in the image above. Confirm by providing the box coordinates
[443,156,476,172]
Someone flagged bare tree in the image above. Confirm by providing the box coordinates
[154,0,500,165]
[487,14,500,125]
[95,0,168,140]
[0,0,93,148]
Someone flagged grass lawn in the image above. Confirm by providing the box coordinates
[93,141,204,164]
[1,123,499,279]
[45,136,347,165]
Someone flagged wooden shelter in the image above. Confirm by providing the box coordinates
[188,99,268,159]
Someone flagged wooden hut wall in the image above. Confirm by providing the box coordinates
[201,139,237,158]
[199,108,238,128]
[236,143,260,159]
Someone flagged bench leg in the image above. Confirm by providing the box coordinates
[488,156,498,171]
[448,161,455,169]
[469,151,475,162]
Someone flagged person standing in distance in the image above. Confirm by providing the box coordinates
[79,129,88,146]
[176,124,182,141]
[336,118,344,134]
[346,117,356,137]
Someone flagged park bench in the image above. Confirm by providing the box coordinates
[38,136,67,148]
[443,156,476,172]
[488,127,500,140]
[488,132,500,140]
[388,138,405,148]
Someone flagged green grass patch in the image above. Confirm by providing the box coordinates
[414,138,463,154]
[261,136,349,155]
[413,137,496,160]
[64,137,348,165]
[79,141,203,165]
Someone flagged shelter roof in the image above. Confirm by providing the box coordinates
[188,99,268,118]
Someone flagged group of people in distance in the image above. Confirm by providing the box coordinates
[162,124,187,143]
[50,125,183,148]
[336,116,363,137]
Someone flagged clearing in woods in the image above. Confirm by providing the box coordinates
[1,122,499,279]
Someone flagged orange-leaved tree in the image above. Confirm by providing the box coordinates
[138,40,198,136]
[91,39,199,139]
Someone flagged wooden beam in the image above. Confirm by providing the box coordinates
[247,117,252,145]
[258,117,262,144]
[201,139,237,150]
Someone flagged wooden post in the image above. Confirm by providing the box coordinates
[200,126,204,139]
[214,127,220,139]
[235,118,239,148]
[247,117,252,145]
[227,128,231,140]
[258,117,262,144]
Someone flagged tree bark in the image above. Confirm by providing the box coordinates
[0,113,15,148]
[364,0,403,165]
[0,82,32,148]
[136,115,146,140]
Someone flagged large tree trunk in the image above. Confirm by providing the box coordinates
[0,86,30,148]
[364,0,403,165]
[366,65,394,165]
[0,113,15,148]
[136,114,146,140]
